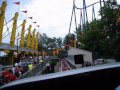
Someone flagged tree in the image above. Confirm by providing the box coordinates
[38,33,62,56]
[63,33,76,47]
[77,0,120,60]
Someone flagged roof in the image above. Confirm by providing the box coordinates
[1,62,120,88]
[67,47,92,55]
[0,43,38,52]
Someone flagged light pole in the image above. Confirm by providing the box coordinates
[17,38,18,54]
[17,38,20,61]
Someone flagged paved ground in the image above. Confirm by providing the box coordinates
[54,62,60,72]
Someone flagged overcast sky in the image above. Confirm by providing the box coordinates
[1,0,120,44]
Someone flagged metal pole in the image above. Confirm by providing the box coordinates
[100,0,103,18]
[17,38,19,61]
[83,0,86,30]
[41,35,44,60]
[42,44,43,60]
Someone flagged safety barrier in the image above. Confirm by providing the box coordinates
[19,58,50,79]
[65,58,76,69]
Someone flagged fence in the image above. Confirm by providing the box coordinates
[19,58,50,79]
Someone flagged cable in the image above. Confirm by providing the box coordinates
[4,18,11,38]
[2,32,12,39]
[15,24,22,39]
[2,23,12,37]
[3,18,13,26]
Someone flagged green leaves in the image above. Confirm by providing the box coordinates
[76,0,120,60]
[38,33,62,54]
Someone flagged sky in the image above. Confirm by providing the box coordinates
[1,0,120,44]
[0,0,120,56]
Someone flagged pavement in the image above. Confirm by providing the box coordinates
[54,62,60,72]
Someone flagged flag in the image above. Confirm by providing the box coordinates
[28,17,32,19]
[33,22,36,24]
[21,10,27,13]
[14,2,20,5]
[37,25,40,27]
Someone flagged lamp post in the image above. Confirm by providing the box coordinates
[41,35,44,60]
[17,38,20,61]
[17,38,18,54]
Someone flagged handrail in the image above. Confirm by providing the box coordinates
[19,58,50,79]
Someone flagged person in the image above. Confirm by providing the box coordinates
[8,69,17,82]
[28,63,33,71]
[0,76,4,86]
[23,63,28,74]
[2,68,10,83]
[39,58,44,71]
[39,59,44,64]
[28,63,33,76]
[50,61,56,73]
[13,64,20,78]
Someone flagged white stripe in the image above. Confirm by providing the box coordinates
[64,59,72,70]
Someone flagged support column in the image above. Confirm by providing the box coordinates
[26,25,32,49]
[9,12,18,65]
[74,39,76,48]
[20,19,26,48]
[0,1,7,45]
[10,12,19,46]
[31,29,35,50]
[35,32,39,50]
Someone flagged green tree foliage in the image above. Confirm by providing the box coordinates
[77,0,120,60]
[38,33,62,55]
[63,33,75,47]
[63,33,76,51]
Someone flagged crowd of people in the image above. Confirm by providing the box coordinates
[0,55,48,86]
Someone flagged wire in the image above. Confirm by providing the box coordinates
[2,32,12,39]
[15,24,22,39]
[2,23,12,37]
[3,18,13,26]
[4,18,11,38]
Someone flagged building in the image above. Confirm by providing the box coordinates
[66,47,93,68]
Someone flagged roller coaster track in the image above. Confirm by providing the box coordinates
[69,0,120,34]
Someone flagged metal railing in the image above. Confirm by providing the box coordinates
[19,58,50,79]
[65,58,76,69]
